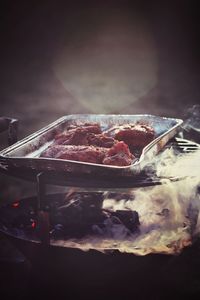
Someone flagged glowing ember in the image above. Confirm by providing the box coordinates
[31,220,36,229]
[12,201,20,208]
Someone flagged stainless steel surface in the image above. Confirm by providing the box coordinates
[0,114,183,178]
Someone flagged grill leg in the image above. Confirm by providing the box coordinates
[37,172,50,246]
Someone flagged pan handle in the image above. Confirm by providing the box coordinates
[0,117,18,145]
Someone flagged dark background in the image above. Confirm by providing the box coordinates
[0,2,200,299]
[0,0,200,138]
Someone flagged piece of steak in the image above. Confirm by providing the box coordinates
[87,133,116,148]
[66,122,102,134]
[40,122,141,166]
[41,142,134,166]
[54,123,102,145]
[103,141,135,166]
[40,145,64,158]
[54,126,116,148]
[41,145,108,164]
[55,127,89,145]
[106,123,155,149]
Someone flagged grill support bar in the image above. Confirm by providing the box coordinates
[37,173,50,246]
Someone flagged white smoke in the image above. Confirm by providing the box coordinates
[52,156,200,255]
[51,106,200,255]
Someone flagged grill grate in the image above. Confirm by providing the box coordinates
[165,137,200,154]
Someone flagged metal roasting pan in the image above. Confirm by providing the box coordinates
[0,114,183,179]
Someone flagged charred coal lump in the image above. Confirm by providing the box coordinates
[1,192,140,241]
[50,192,140,239]
[40,121,154,166]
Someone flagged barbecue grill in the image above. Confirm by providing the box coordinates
[0,115,200,299]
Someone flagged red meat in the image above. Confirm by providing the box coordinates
[67,122,102,134]
[40,122,153,166]
[107,123,155,148]
[55,127,89,145]
[54,123,102,145]
[41,145,108,164]
[103,141,135,166]
[87,133,116,148]
[40,145,63,158]
[54,126,116,148]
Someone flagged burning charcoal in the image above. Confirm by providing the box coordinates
[111,210,140,232]
[92,209,140,237]
[51,192,105,237]
[52,210,87,237]
[12,215,37,231]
